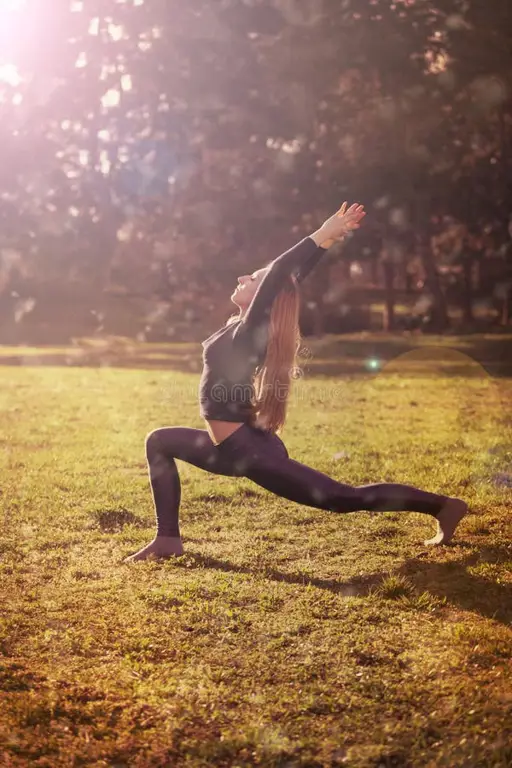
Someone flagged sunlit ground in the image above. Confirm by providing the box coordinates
[1,341,511,766]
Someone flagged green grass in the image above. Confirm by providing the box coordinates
[1,336,511,767]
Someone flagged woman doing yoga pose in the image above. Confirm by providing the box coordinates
[124,202,467,562]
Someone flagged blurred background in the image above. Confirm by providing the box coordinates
[0,0,511,345]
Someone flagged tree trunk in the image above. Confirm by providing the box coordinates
[472,258,481,291]
[370,258,379,287]
[382,260,396,331]
[414,190,449,332]
[501,284,511,326]
[461,254,474,323]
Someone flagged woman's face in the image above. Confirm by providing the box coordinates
[231,267,268,310]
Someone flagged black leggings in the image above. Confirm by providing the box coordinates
[145,422,446,538]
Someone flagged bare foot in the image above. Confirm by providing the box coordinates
[124,536,184,563]
[424,497,468,546]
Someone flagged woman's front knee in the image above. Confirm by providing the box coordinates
[145,426,191,460]
[145,428,169,459]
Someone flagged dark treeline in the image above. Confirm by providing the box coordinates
[0,0,511,343]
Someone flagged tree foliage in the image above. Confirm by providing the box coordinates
[0,0,510,339]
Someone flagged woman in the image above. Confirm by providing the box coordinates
[124,203,467,562]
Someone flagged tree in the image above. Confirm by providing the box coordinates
[0,0,510,340]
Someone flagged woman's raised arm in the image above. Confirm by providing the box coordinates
[234,203,365,338]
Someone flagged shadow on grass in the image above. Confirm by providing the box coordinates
[400,543,512,627]
[137,541,512,627]
[91,507,151,533]
[131,548,386,599]
[1,334,512,377]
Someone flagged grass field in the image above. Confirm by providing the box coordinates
[1,334,511,767]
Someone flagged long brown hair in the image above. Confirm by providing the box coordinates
[226,271,303,436]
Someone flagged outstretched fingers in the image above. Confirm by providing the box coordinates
[343,205,366,230]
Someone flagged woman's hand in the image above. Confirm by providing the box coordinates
[310,202,366,248]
